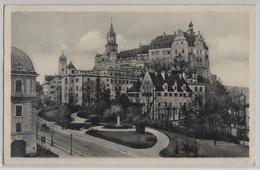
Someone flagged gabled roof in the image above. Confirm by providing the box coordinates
[129,71,193,93]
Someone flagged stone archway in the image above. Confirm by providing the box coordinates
[11,140,26,157]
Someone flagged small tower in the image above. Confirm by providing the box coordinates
[59,51,67,76]
[189,21,194,34]
[105,19,118,55]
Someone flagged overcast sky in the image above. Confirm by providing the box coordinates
[12,11,249,87]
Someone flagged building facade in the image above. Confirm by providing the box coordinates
[42,52,66,105]
[61,21,209,115]
[127,70,205,123]
[11,47,38,156]
[42,75,62,104]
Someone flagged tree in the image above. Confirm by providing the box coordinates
[117,94,130,111]
[103,104,123,125]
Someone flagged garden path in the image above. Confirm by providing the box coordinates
[71,112,87,123]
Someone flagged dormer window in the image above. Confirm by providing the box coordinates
[183,85,186,91]
[71,70,75,74]
[163,83,168,91]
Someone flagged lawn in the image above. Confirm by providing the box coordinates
[86,130,157,149]
[160,131,249,157]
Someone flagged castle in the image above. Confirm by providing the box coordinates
[59,21,209,121]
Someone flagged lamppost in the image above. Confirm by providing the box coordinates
[70,133,73,155]
[51,123,54,146]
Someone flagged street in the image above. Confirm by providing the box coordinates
[38,125,132,157]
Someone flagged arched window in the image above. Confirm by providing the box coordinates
[15,79,23,92]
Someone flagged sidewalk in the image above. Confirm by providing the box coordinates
[37,138,81,158]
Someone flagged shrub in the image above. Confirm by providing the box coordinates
[64,123,91,130]
[89,114,100,125]
[182,140,193,157]
[135,121,146,134]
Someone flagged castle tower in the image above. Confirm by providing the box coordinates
[105,20,118,55]
[59,51,67,76]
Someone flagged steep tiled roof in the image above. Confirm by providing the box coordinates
[118,45,149,59]
[45,75,61,82]
[129,71,193,93]
[149,34,175,49]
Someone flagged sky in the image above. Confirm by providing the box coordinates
[11,11,249,87]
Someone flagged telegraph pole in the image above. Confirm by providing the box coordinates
[70,133,73,155]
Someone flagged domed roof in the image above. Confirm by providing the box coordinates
[66,61,76,69]
[11,47,36,73]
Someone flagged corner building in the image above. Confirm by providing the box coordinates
[11,47,38,156]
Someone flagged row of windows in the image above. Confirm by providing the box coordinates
[174,48,185,54]
[156,92,192,97]
[194,86,203,92]
[65,69,76,75]
[110,79,136,84]
[158,102,191,107]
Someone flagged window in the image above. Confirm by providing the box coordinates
[174,93,178,97]
[195,87,198,92]
[15,105,22,116]
[182,48,184,53]
[169,93,172,97]
[199,87,203,92]
[65,78,68,84]
[183,93,186,97]
[175,50,177,54]
[66,70,68,74]
[71,70,75,74]
[15,79,22,92]
[76,93,78,97]
[179,93,183,97]
[16,123,21,132]
[165,103,167,107]
[76,78,79,82]
[164,93,168,97]
[76,86,78,90]
[71,79,74,83]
